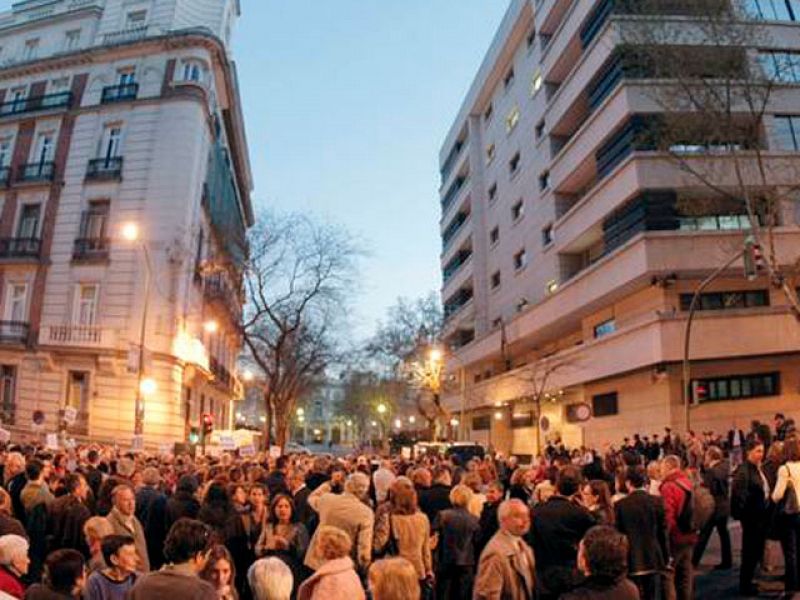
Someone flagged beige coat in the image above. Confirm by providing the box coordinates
[297,556,365,600]
[105,507,150,572]
[473,530,536,600]
[373,510,432,578]
[305,485,374,571]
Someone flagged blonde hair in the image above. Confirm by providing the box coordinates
[369,558,420,600]
[449,484,473,508]
[0,488,12,515]
[83,516,114,544]
[316,525,352,561]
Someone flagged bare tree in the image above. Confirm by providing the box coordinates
[613,0,800,312]
[242,211,360,450]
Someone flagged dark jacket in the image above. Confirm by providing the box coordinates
[419,483,451,526]
[731,460,769,523]
[47,494,91,555]
[165,491,200,532]
[703,460,731,519]
[560,576,640,600]
[432,506,480,567]
[0,512,26,538]
[23,584,73,600]
[85,466,104,500]
[529,496,596,597]
[477,500,500,555]
[7,472,26,522]
[264,471,290,498]
[614,490,669,576]
[127,565,216,600]
[293,485,316,536]
[136,486,168,570]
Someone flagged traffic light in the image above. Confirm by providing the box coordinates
[202,413,214,436]
[189,427,200,445]
[744,236,764,281]
[691,381,708,405]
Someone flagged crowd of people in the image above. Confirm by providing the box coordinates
[0,413,792,599]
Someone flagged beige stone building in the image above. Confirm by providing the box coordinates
[0,0,252,447]
[438,0,800,458]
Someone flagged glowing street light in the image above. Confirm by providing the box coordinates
[235,411,243,420]
[450,418,460,427]
[121,222,139,242]
[429,348,443,363]
[259,415,266,423]
[394,418,402,429]
[494,411,504,421]
[377,403,387,415]
[346,419,353,427]
[203,320,219,334]
[298,415,305,423]
[242,370,254,382]
[408,415,416,424]
[371,421,378,427]
[296,407,305,416]
[139,378,157,396]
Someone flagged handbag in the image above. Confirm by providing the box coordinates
[779,465,800,516]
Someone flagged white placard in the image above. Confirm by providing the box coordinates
[159,443,171,456]
[240,444,256,457]
[131,435,144,452]
[269,445,282,459]
[63,406,77,425]
[45,433,59,450]
[219,435,236,450]
[401,446,411,460]
[0,429,11,444]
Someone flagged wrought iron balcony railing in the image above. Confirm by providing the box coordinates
[0,238,41,259]
[0,91,72,117]
[0,321,28,345]
[86,157,123,180]
[73,237,110,261]
[101,83,139,104]
[17,161,55,183]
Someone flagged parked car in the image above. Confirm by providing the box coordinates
[446,442,485,464]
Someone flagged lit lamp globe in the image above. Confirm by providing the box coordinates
[121,222,139,242]
[408,415,416,424]
[429,348,443,362]
[394,418,402,429]
[377,404,387,415]
[450,418,460,427]
[139,378,157,396]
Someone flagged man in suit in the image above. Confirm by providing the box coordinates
[3,452,26,523]
[529,465,596,600]
[474,499,536,600]
[692,446,732,570]
[290,468,316,536]
[304,471,374,573]
[615,465,670,599]
[731,439,770,596]
[419,465,452,526]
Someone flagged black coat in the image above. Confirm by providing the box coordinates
[305,472,328,492]
[7,472,26,522]
[292,486,316,535]
[419,483,452,526]
[476,500,500,555]
[614,490,669,576]
[265,471,290,498]
[47,494,90,556]
[731,460,769,523]
[136,486,168,570]
[529,496,596,597]
[432,506,480,567]
[165,491,200,531]
[703,461,731,519]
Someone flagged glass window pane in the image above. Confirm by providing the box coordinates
[741,377,752,396]
[698,216,719,230]
[717,380,729,399]
[730,379,742,398]
[773,116,798,150]
[718,215,742,230]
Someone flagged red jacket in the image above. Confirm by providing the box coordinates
[660,471,699,547]
[0,565,25,599]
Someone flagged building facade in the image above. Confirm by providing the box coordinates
[438,0,800,458]
[0,0,253,447]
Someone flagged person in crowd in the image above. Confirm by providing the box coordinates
[732,439,771,596]
[128,518,216,600]
[580,480,615,525]
[265,458,290,499]
[83,451,104,502]
[419,466,452,526]
[432,484,479,600]
[21,459,53,583]
[368,557,420,600]
[372,478,432,591]
[646,462,662,497]
[197,482,249,584]
[297,526,364,600]
[134,467,168,571]
[255,494,309,591]
[241,484,268,553]
[508,468,531,505]
[103,485,148,572]
[229,485,248,515]
[775,413,789,442]
[561,526,640,600]
[372,461,396,505]
[24,549,85,600]
[304,458,329,492]
[247,557,292,600]
[476,481,504,555]
[305,472,373,574]
[199,544,238,600]
[83,535,139,600]
[614,466,669,599]
[0,534,29,598]
[166,475,201,531]
[0,490,25,539]
[532,466,557,506]
[762,440,785,575]
[529,465,596,600]
[659,455,697,600]
[82,517,113,574]
[473,499,535,600]
[771,437,800,593]
[290,470,315,537]
[47,474,90,555]
[729,424,746,469]
[692,446,732,570]
[3,454,26,523]
[461,473,486,518]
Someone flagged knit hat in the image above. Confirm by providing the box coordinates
[0,535,28,565]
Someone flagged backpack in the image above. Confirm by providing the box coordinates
[675,480,715,534]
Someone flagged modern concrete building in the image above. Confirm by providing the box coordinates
[0,0,253,447]
[438,0,800,458]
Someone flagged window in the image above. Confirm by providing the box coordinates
[491,271,501,289]
[526,29,536,49]
[513,248,527,271]
[485,143,496,164]
[0,366,15,424]
[679,214,754,231]
[509,152,521,176]
[33,133,55,164]
[181,60,204,83]
[101,125,123,159]
[65,371,89,417]
[9,88,25,112]
[492,317,502,328]
[692,372,780,403]
[5,284,27,323]
[118,69,136,86]
[23,39,39,61]
[73,284,99,326]
[679,290,769,311]
[472,415,491,431]
[126,10,147,29]
[744,0,799,21]
[512,411,534,428]
[489,226,500,246]
[16,205,40,239]
[0,137,12,168]
[484,103,494,123]
[511,199,524,221]
[506,106,520,133]
[773,115,800,150]
[64,30,81,51]
[80,200,109,240]
[759,50,800,83]
[594,318,616,338]
[488,182,498,203]
[542,225,553,246]
[531,70,543,95]
[535,120,545,140]
[592,392,619,417]
[504,67,515,90]
[539,170,550,191]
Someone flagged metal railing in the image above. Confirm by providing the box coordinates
[102,26,148,45]
[86,157,123,180]
[0,238,41,259]
[204,272,244,323]
[73,237,110,261]
[101,83,139,104]
[0,321,28,344]
[17,161,55,183]
[0,91,72,117]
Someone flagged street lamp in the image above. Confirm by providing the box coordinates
[377,403,387,415]
[394,418,402,429]
[296,407,305,416]
[242,370,254,382]
[408,415,416,424]
[203,319,219,334]
[139,378,157,397]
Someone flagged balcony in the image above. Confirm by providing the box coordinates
[40,325,115,349]
[72,237,110,262]
[16,161,55,183]
[441,175,469,213]
[440,137,467,184]
[0,238,41,259]
[210,357,234,391]
[0,91,72,117]
[203,272,244,324]
[102,26,148,45]
[444,286,474,322]
[0,166,10,187]
[101,83,139,104]
[86,157,123,181]
[442,210,470,250]
[0,321,28,345]
[443,248,473,283]
[203,141,249,269]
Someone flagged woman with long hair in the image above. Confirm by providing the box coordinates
[255,493,309,593]
[580,480,615,525]
[199,544,239,600]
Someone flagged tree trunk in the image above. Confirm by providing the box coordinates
[274,407,289,453]
[264,393,273,450]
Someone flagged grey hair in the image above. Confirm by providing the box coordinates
[345,471,370,498]
[498,498,528,523]
[248,557,293,600]
[0,534,28,565]
[5,452,24,470]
